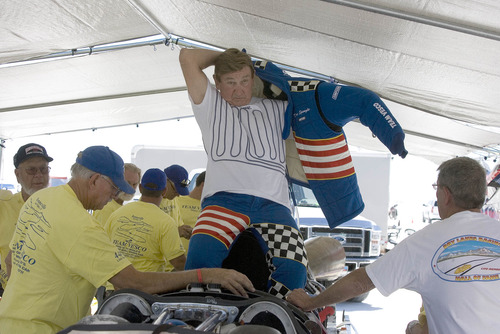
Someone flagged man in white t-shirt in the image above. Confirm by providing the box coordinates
[287,156,500,334]
[179,47,308,298]
[0,146,253,334]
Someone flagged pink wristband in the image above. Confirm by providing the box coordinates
[197,268,203,283]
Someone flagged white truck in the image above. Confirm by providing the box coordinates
[292,183,382,302]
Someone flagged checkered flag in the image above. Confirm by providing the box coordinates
[288,80,320,92]
[254,60,268,70]
[253,223,308,267]
[269,280,290,299]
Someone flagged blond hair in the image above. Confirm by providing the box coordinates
[124,163,141,180]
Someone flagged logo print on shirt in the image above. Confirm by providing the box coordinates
[210,94,287,174]
[431,235,500,282]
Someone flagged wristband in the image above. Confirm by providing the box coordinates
[197,268,203,283]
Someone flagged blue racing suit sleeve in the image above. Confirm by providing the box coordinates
[316,83,408,158]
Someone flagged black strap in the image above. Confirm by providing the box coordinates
[314,81,342,133]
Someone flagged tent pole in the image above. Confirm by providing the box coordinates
[323,0,500,41]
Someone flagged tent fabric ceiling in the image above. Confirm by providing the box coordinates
[1,0,157,63]
[1,0,500,164]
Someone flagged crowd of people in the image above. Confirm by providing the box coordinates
[0,46,498,334]
[0,144,253,333]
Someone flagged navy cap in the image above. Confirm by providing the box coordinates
[141,168,167,191]
[164,164,190,195]
[76,146,135,195]
[14,143,53,168]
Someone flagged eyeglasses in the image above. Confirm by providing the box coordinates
[23,166,51,175]
[432,183,441,190]
[100,175,122,197]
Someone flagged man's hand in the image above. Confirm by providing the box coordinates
[202,268,255,298]
[178,225,193,239]
[406,320,429,334]
[286,288,315,311]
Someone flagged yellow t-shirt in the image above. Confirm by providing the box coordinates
[160,197,183,227]
[177,195,201,251]
[92,199,122,226]
[0,190,24,288]
[0,185,131,334]
[104,201,185,275]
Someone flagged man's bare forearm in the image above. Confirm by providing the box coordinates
[287,267,375,311]
[314,268,374,307]
[179,48,222,71]
[179,48,221,104]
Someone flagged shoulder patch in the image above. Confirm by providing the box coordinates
[289,80,320,92]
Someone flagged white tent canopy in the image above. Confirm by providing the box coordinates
[1,0,500,164]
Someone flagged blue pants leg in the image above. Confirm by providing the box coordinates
[185,192,308,299]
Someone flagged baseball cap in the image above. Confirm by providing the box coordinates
[76,146,135,195]
[164,164,190,195]
[14,143,53,168]
[141,168,167,191]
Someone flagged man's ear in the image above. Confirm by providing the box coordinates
[89,173,100,189]
[442,186,453,205]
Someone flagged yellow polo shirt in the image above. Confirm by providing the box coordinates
[104,201,184,275]
[92,199,122,226]
[0,190,24,288]
[177,195,201,251]
[0,185,131,334]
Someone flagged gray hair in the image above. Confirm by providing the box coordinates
[70,162,95,179]
[437,157,486,209]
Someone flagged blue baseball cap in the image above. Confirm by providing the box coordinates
[164,164,190,196]
[76,146,135,195]
[141,168,167,191]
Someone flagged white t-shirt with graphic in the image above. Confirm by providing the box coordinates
[366,210,500,334]
[192,83,290,210]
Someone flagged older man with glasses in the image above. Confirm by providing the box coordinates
[92,163,141,227]
[0,143,53,291]
[287,157,500,334]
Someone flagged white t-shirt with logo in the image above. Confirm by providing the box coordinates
[366,210,500,334]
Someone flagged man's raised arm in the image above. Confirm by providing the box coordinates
[179,48,221,105]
